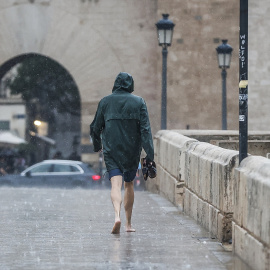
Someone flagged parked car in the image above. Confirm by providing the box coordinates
[0,160,101,188]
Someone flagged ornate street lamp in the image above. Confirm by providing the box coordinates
[156,14,175,130]
[216,39,233,130]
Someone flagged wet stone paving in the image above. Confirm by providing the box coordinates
[0,186,251,270]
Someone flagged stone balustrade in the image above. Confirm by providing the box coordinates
[146,130,270,270]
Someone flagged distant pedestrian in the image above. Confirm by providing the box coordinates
[0,155,7,176]
[53,151,63,160]
[14,156,26,173]
[90,72,154,234]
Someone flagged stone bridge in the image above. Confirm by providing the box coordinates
[0,2,269,268]
[0,130,269,269]
[146,130,270,270]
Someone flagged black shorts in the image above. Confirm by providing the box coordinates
[108,168,137,182]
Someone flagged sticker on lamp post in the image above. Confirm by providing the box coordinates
[239,94,248,101]
[239,115,245,122]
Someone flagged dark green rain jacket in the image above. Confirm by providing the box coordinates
[90,72,154,173]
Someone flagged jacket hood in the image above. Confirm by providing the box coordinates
[112,72,134,93]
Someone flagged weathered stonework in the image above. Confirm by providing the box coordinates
[0,0,269,163]
[0,0,159,163]
[249,0,270,131]
[147,130,270,269]
[157,0,239,130]
[147,130,239,242]
[233,156,270,270]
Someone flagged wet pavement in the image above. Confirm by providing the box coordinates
[0,186,251,270]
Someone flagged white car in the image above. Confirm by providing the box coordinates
[0,160,101,188]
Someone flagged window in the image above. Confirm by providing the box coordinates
[0,121,10,130]
[30,164,52,173]
[70,165,81,172]
[53,164,78,173]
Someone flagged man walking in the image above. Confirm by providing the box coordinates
[90,72,154,234]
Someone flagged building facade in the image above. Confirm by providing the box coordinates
[0,100,26,139]
[0,0,268,163]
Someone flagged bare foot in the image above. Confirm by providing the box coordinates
[111,221,121,234]
[126,225,136,232]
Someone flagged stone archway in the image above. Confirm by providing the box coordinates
[0,53,82,162]
[0,0,159,164]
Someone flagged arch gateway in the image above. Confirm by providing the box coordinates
[0,0,268,164]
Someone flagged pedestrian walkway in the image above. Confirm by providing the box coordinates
[0,187,250,269]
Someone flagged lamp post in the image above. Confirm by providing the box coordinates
[216,40,233,130]
[239,0,248,163]
[156,14,175,130]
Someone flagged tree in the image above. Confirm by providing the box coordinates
[7,56,81,135]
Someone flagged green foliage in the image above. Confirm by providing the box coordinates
[8,56,81,119]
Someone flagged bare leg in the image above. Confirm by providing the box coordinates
[124,181,136,232]
[111,175,123,234]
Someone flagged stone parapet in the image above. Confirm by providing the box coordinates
[210,140,270,157]
[147,130,270,269]
[233,156,270,270]
[147,130,239,242]
[154,130,197,180]
[183,141,238,242]
[172,130,270,142]
[183,141,238,213]
[232,222,269,270]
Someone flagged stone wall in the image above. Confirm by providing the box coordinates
[148,130,238,242]
[249,0,270,131]
[233,156,270,270]
[0,0,159,164]
[0,0,270,164]
[147,130,270,269]
[157,0,239,130]
[174,130,270,157]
